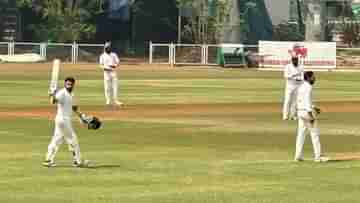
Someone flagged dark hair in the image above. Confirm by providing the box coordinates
[64,77,76,83]
[303,71,314,81]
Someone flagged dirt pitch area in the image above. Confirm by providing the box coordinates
[331,152,360,161]
[1,101,360,121]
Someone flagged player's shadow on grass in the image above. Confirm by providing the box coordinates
[328,157,360,162]
[86,164,121,169]
[52,164,121,169]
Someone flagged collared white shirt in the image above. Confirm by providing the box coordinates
[284,63,304,86]
[297,81,313,112]
[55,88,73,119]
[99,52,120,71]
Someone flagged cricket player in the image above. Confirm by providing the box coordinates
[99,42,122,106]
[295,71,328,162]
[282,55,304,120]
[43,77,83,167]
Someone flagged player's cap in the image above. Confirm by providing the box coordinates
[104,42,111,48]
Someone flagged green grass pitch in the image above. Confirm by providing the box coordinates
[1,63,360,203]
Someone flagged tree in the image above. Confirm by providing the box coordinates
[338,18,360,47]
[129,0,178,44]
[0,0,10,40]
[302,0,353,41]
[303,0,322,41]
[295,0,305,37]
[176,0,211,43]
[16,0,102,42]
[176,0,251,44]
[176,0,257,44]
[273,21,304,41]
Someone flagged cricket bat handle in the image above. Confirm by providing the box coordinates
[49,59,60,103]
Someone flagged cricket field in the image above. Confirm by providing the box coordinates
[1,63,360,203]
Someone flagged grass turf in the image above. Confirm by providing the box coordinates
[0,63,360,203]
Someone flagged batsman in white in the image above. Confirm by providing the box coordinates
[99,42,122,106]
[295,71,329,162]
[43,77,85,167]
[282,54,304,120]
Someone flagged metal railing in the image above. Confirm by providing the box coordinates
[3,41,360,68]
[0,41,105,63]
[149,42,258,66]
[149,42,360,69]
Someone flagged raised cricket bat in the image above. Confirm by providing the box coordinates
[49,59,60,97]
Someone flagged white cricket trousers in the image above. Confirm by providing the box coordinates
[295,111,321,160]
[104,70,118,104]
[283,84,299,119]
[46,117,81,163]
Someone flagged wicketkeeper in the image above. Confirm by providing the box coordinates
[295,71,328,162]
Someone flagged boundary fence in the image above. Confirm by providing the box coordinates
[149,42,259,67]
[0,42,105,63]
[2,41,360,68]
[149,42,360,69]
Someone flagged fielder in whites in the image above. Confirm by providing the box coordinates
[99,42,122,106]
[282,55,304,120]
[43,77,85,167]
[295,71,329,162]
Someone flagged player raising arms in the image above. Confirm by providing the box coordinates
[43,77,85,167]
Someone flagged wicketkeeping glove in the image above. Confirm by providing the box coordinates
[79,113,102,130]
[311,106,321,119]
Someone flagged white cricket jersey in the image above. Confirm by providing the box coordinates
[99,52,120,71]
[55,88,73,119]
[284,63,304,86]
[297,82,313,112]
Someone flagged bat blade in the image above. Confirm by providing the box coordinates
[49,59,60,94]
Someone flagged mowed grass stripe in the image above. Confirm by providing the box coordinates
[0,77,360,107]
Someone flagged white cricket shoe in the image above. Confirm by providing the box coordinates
[42,160,56,167]
[314,156,330,163]
[114,101,123,106]
[294,158,304,162]
[73,160,91,168]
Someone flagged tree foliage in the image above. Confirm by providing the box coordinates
[176,0,256,44]
[131,0,178,43]
[177,0,231,43]
[0,0,10,40]
[0,2,4,39]
[0,0,8,7]
[272,22,304,41]
[16,0,101,42]
[339,18,360,47]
